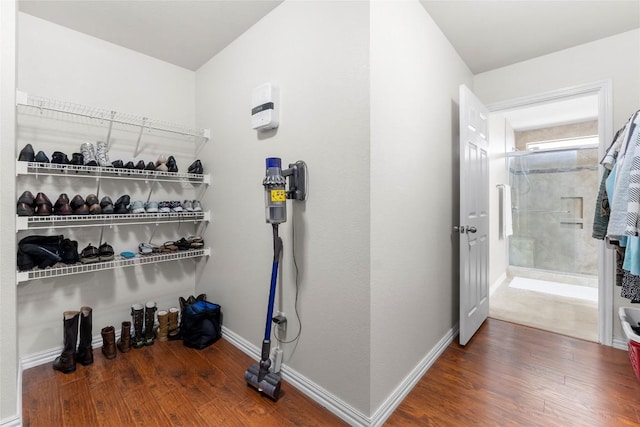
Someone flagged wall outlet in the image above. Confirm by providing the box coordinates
[273,312,287,336]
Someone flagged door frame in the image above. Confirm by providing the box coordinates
[485,79,614,346]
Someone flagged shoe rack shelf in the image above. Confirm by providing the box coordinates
[16,161,211,185]
[16,91,210,141]
[16,211,211,231]
[16,248,211,283]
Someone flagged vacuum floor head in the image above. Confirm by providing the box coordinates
[245,363,282,401]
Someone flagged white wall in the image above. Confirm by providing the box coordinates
[474,29,640,341]
[370,0,472,413]
[488,114,508,290]
[16,13,198,357]
[0,1,18,424]
[195,0,372,415]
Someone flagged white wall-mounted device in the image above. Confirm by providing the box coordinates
[251,82,279,131]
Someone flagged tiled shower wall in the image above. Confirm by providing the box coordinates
[509,120,599,276]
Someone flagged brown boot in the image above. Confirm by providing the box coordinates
[76,306,93,366]
[117,321,131,353]
[53,311,80,374]
[157,310,169,341]
[101,326,117,359]
[167,307,180,339]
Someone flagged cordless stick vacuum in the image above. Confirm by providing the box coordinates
[245,157,307,401]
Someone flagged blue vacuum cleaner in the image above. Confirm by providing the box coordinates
[245,157,306,401]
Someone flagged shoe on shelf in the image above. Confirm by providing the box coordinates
[111,160,124,168]
[183,200,194,212]
[79,244,100,264]
[100,196,114,214]
[51,151,70,165]
[114,195,130,214]
[145,201,159,213]
[129,200,145,214]
[70,153,84,166]
[98,242,114,261]
[169,201,183,212]
[158,201,171,213]
[124,160,135,170]
[34,151,50,163]
[87,195,102,214]
[135,160,146,170]
[155,154,168,172]
[54,193,71,215]
[145,161,156,171]
[70,194,86,209]
[17,202,34,216]
[188,159,203,174]
[60,238,79,264]
[18,144,35,162]
[70,195,89,215]
[192,200,203,212]
[166,156,178,173]
[35,192,53,216]
[18,190,35,206]
[80,142,97,166]
[95,141,110,167]
[138,243,154,255]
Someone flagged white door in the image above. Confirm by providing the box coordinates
[458,84,490,346]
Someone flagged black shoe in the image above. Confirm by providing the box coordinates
[34,151,50,163]
[114,195,130,214]
[145,161,156,171]
[100,196,114,214]
[60,239,79,264]
[111,160,124,168]
[51,151,70,165]
[188,159,203,174]
[166,156,178,173]
[70,153,84,165]
[18,144,35,162]
[135,160,146,170]
[124,161,135,170]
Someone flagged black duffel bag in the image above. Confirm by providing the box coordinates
[181,299,222,349]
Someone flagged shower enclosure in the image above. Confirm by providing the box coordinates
[508,148,599,276]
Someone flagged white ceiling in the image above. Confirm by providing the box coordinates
[18,1,640,73]
[420,0,640,74]
[18,0,284,71]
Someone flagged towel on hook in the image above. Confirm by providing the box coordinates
[503,184,513,237]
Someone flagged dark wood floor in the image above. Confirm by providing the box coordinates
[388,319,640,426]
[23,319,640,426]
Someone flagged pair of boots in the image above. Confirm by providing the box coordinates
[156,307,180,341]
[52,307,93,374]
[131,301,158,348]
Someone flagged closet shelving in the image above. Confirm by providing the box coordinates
[16,161,211,185]
[16,211,210,231]
[15,91,211,284]
[16,248,211,283]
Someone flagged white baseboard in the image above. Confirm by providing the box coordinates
[613,337,628,351]
[490,272,507,296]
[369,324,458,427]
[0,360,23,427]
[21,334,106,370]
[221,326,371,426]
[0,416,20,427]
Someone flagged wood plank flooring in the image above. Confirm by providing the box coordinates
[23,319,640,426]
[387,319,640,426]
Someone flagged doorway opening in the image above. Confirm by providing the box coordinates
[486,82,612,343]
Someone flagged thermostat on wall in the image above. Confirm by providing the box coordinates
[251,83,279,131]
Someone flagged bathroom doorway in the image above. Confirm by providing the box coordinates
[487,86,611,343]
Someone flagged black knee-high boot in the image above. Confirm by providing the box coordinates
[53,311,80,374]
